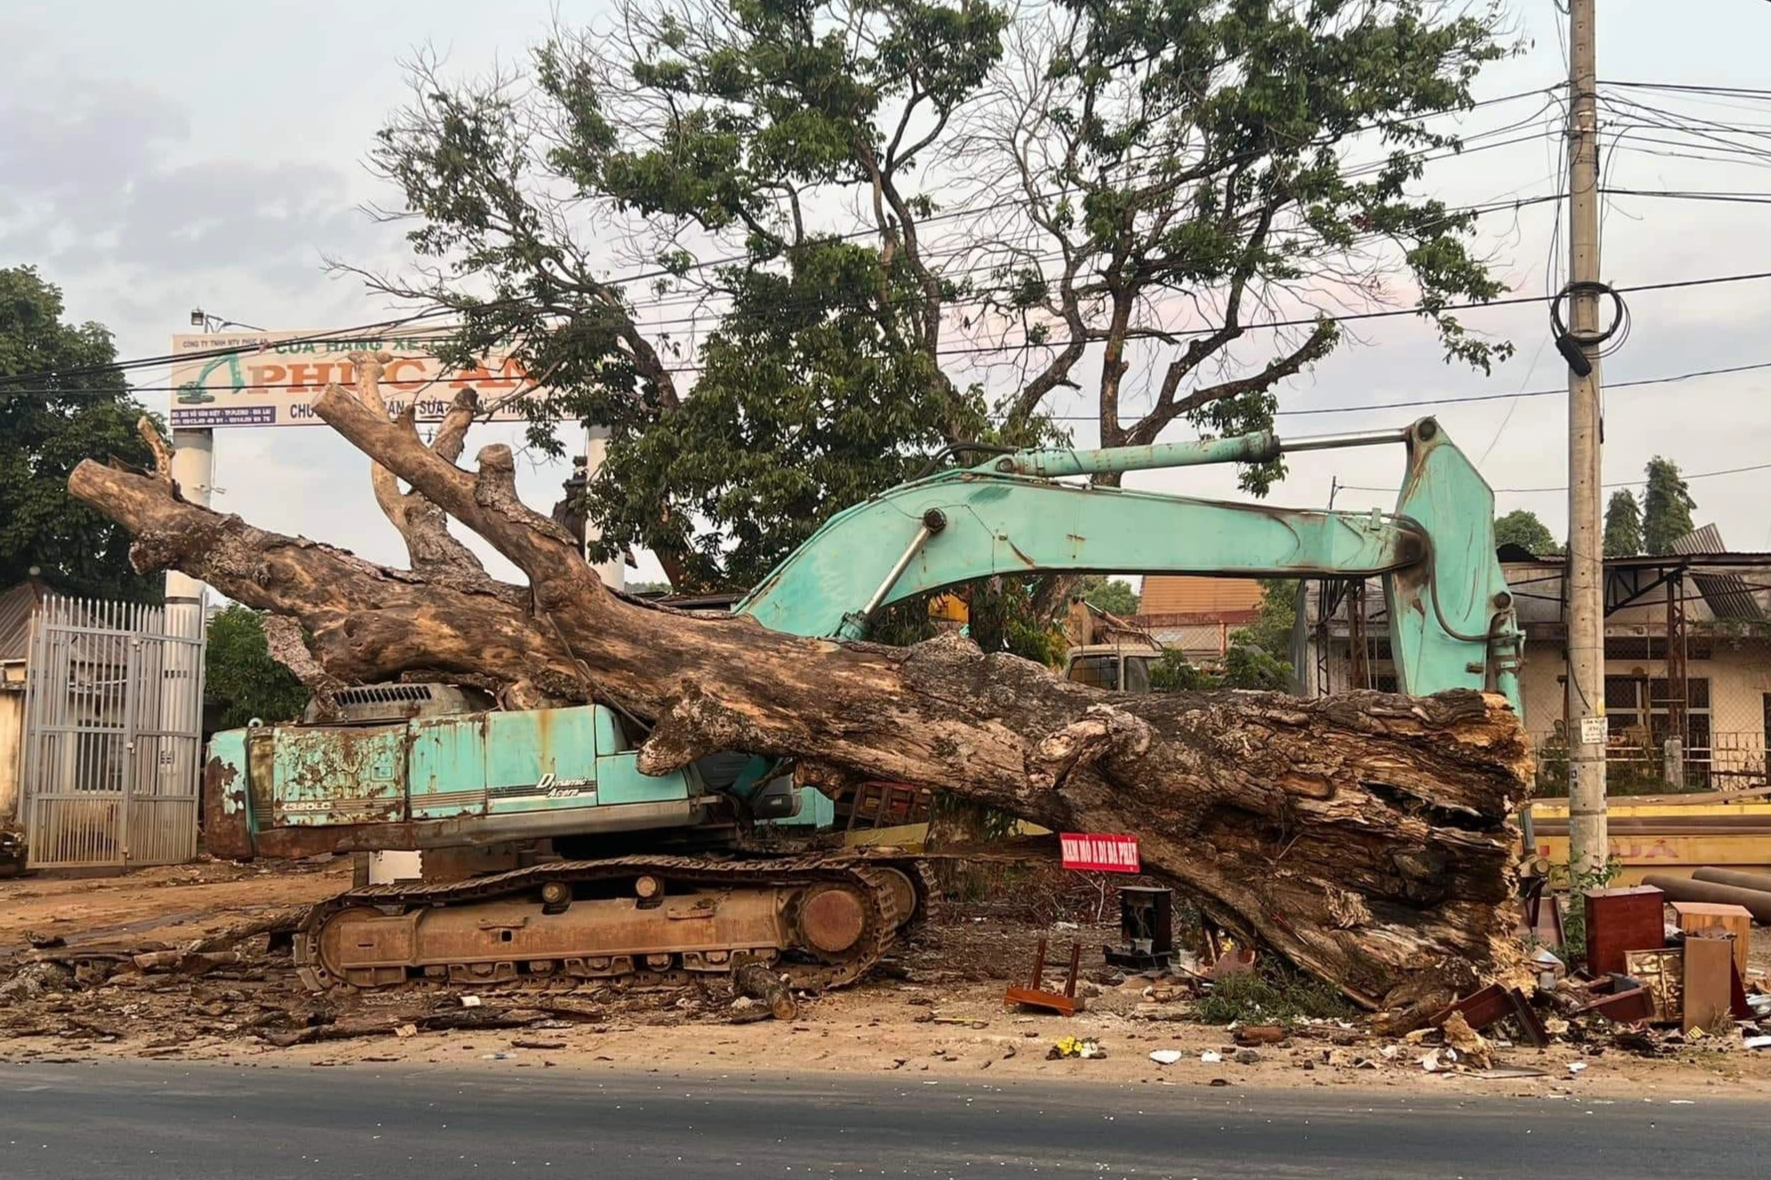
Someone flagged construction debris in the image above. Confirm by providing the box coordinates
[1005,939,1085,1016]
[1047,1036,1104,1060]
[734,962,797,1022]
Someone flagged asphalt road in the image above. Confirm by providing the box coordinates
[0,1060,1766,1179]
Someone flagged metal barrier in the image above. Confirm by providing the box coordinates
[19,596,204,868]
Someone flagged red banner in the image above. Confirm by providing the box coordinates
[1059,833,1141,873]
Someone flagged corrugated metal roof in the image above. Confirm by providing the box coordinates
[0,581,49,663]
[1672,525,1764,621]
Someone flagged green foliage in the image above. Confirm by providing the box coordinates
[1150,579,1294,692]
[1149,644,1290,692]
[1549,857,1623,965]
[1150,649,1216,692]
[591,253,1017,588]
[1603,489,1642,558]
[1011,0,1513,490]
[1642,457,1696,555]
[1493,509,1559,556]
[1194,962,1354,1027]
[965,578,1066,666]
[0,267,159,601]
[1077,576,1140,616]
[1219,643,1292,691]
[1234,579,1298,664]
[204,606,310,732]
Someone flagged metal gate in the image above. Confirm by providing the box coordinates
[19,596,204,868]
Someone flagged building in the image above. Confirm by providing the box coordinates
[1133,575,1265,665]
[1301,530,1771,792]
[0,580,54,819]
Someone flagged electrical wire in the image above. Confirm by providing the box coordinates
[10,252,1771,402]
[0,186,1570,396]
[1340,460,1771,497]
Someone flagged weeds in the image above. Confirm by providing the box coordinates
[1547,857,1623,965]
[1194,963,1354,1026]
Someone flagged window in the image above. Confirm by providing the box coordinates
[1122,657,1152,694]
[1066,655,1119,690]
[1600,674,1713,784]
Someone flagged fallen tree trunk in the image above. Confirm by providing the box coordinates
[67,394,1531,1013]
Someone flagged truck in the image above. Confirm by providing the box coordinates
[202,416,1522,991]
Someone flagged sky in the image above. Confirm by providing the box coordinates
[6,0,1771,591]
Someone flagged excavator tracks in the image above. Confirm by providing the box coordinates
[294,852,935,993]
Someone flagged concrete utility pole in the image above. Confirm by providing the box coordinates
[1564,0,1609,873]
[583,425,626,591]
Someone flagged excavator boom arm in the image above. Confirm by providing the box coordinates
[737,418,1521,713]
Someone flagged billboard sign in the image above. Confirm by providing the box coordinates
[167,329,547,429]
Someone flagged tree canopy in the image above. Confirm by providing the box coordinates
[0,267,158,601]
[1642,457,1696,555]
[359,0,1513,590]
[1077,576,1140,616]
[1603,488,1642,558]
[1493,508,1558,557]
[204,605,311,733]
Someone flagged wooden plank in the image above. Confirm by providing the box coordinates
[1670,901,1752,978]
[1682,936,1734,1034]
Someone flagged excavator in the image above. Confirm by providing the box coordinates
[202,416,1522,991]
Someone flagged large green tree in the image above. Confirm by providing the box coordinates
[203,606,311,732]
[1603,488,1642,558]
[1493,508,1558,556]
[1641,457,1696,555]
[359,0,1512,589]
[0,267,157,600]
[1077,575,1140,616]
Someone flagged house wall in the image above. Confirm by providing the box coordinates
[1518,639,1770,786]
[0,689,22,820]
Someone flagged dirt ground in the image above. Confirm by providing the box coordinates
[3,859,1771,1100]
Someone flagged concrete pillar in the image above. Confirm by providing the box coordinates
[584,425,625,591]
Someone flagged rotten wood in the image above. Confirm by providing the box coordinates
[186,908,306,954]
[68,413,1533,1012]
[734,961,798,1021]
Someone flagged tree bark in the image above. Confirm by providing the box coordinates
[734,962,798,1021]
[67,410,1531,1012]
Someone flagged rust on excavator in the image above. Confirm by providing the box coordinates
[293,853,932,993]
[202,757,254,861]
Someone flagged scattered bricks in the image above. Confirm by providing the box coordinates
[1233,1024,1287,1046]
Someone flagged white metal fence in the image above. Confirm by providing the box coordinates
[19,596,204,868]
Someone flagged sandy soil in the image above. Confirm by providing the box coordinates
[0,857,350,953]
[3,860,1770,1100]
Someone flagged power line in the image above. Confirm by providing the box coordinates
[1343,460,1771,497]
[1600,80,1771,99]
[8,257,1771,402]
[1601,187,1771,205]
[21,351,1767,439]
[0,186,1569,395]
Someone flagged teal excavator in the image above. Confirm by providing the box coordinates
[203,417,1521,991]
